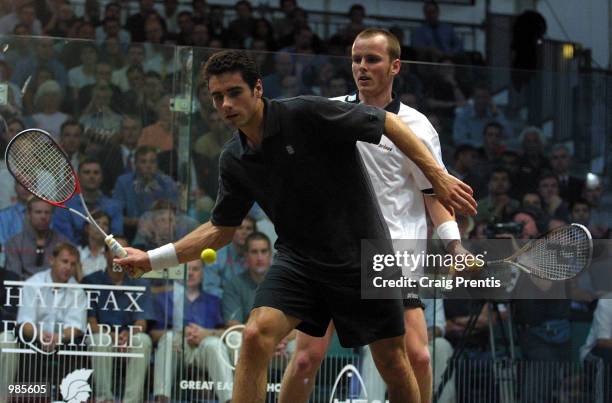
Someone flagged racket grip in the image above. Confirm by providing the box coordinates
[105,235,128,258]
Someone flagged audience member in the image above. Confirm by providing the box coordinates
[227,0,257,46]
[132,200,198,250]
[67,44,98,99]
[0,117,25,209]
[537,173,569,220]
[11,37,67,92]
[5,197,71,279]
[273,0,299,41]
[125,0,163,43]
[31,80,69,137]
[138,96,174,152]
[78,61,123,111]
[0,2,42,35]
[44,0,79,38]
[476,167,520,224]
[449,144,486,200]
[339,4,367,44]
[549,144,585,204]
[518,126,550,190]
[59,119,86,168]
[582,178,611,238]
[412,1,462,60]
[112,146,178,238]
[453,83,510,147]
[152,260,232,403]
[204,216,256,299]
[0,183,30,246]
[79,82,123,143]
[175,10,195,45]
[424,57,467,129]
[263,52,299,99]
[77,210,110,281]
[112,43,146,92]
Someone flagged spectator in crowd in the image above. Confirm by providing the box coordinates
[518,126,550,189]
[43,0,78,37]
[191,82,215,136]
[14,242,85,358]
[193,110,233,195]
[273,0,298,41]
[78,61,123,111]
[580,293,612,363]
[192,0,209,25]
[97,15,131,46]
[251,17,277,50]
[0,1,42,35]
[500,149,530,199]
[412,0,462,60]
[30,80,69,137]
[0,183,30,246]
[82,237,153,403]
[549,144,585,204]
[582,177,611,238]
[521,192,543,213]
[263,52,299,99]
[4,22,33,67]
[52,158,123,245]
[152,260,232,403]
[569,198,591,227]
[0,117,25,209]
[112,43,146,92]
[0,61,24,111]
[204,216,256,299]
[59,119,86,172]
[111,115,142,179]
[112,146,178,238]
[537,173,569,220]
[228,0,257,46]
[424,57,468,128]
[479,122,505,164]
[207,5,229,43]
[281,25,324,79]
[191,22,210,47]
[339,4,367,44]
[159,0,180,35]
[12,37,67,92]
[449,144,486,199]
[453,83,510,147]
[79,82,123,143]
[132,200,198,251]
[175,10,195,45]
[67,43,98,100]
[126,70,163,126]
[322,75,349,98]
[125,0,163,43]
[77,210,110,281]
[222,232,295,358]
[21,66,54,115]
[476,167,520,224]
[138,95,174,152]
[58,21,96,69]
[5,197,71,279]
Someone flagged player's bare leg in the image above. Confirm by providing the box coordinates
[279,323,335,403]
[370,335,420,403]
[404,308,432,403]
[233,307,301,403]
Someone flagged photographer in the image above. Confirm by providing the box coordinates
[476,167,520,224]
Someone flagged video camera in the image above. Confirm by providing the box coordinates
[486,222,523,238]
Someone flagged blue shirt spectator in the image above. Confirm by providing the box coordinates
[412,1,463,56]
[153,284,224,331]
[203,216,256,298]
[453,85,510,147]
[112,147,178,222]
[0,202,26,247]
[11,38,68,91]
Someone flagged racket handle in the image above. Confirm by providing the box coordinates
[104,235,145,279]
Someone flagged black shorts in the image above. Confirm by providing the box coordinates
[403,285,425,310]
[253,254,405,348]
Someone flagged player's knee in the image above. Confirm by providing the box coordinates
[242,320,277,356]
[294,349,325,376]
[408,345,431,373]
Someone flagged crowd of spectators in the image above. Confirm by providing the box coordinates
[0,0,610,401]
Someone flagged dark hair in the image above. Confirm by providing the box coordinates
[27,196,48,212]
[135,145,158,159]
[423,0,439,11]
[570,198,590,211]
[202,50,261,90]
[60,119,83,135]
[235,0,253,11]
[453,144,476,160]
[538,172,558,185]
[178,10,193,19]
[490,166,510,178]
[81,210,111,246]
[245,231,271,251]
[52,242,80,259]
[126,64,145,76]
[349,4,366,15]
[483,121,503,135]
[78,157,102,172]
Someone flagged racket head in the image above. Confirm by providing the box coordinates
[515,223,593,280]
[5,128,79,207]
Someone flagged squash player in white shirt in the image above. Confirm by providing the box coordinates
[278,28,467,403]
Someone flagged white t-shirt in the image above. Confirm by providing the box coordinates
[32,112,69,139]
[580,294,612,361]
[333,94,446,278]
[68,65,96,90]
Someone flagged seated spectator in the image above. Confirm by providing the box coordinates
[0,183,31,246]
[152,260,232,403]
[112,146,178,238]
[58,119,86,170]
[112,43,146,92]
[280,25,324,80]
[52,158,123,244]
[501,149,530,199]
[17,242,86,352]
[322,75,349,98]
[204,216,256,298]
[132,200,198,250]
[191,23,211,47]
[582,177,611,238]
[412,1,462,60]
[193,110,232,195]
[453,82,510,147]
[549,144,585,204]
[3,23,33,68]
[263,52,299,99]
[273,0,298,41]
[521,192,543,212]
[125,0,164,43]
[339,4,368,44]
[569,198,591,227]
[77,61,123,114]
[67,43,98,100]
[537,173,569,220]
[160,0,180,34]
[518,126,550,190]
[138,96,174,152]
[207,5,229,43]
[77,211,111,281]
[82,237,153,403]
[175,10,195,45]
[11,37,67,93]
[124,71,163,127]
[227,0,257,46]
[0,1,42,35]
[5,197,71,280]
[251,17,277,50]
[0,117,25,210]
[43,0,78,37]
[476,167,520,224]
[96,16,131,45]
[191,82,215,137]
[79,82,123,143]
[30,80,69,137]
[448,144,486,200]
[478,122,506,166]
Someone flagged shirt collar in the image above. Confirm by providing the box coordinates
[237,97,280,157]
[344,91,401,115]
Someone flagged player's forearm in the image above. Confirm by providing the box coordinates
[174,221,235,263]
[424,196,455,228]
[384,112,444,181]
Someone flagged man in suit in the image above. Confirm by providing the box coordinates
[549,144,584,204]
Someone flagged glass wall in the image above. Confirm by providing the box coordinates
[0,33,610,402]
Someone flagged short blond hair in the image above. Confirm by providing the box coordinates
[354,28,401,61]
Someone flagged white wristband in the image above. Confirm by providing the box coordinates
[436,221,461,249]
[147,243,179,272]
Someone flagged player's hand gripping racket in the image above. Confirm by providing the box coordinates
[485,223,593,281]
[4,128,144,278]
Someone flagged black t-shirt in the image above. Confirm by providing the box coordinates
[211,96,392,268]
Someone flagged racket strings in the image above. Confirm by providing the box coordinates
[518,225,591,280]
[6,131,75,203]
